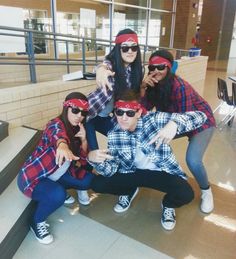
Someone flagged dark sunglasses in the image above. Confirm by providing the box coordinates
[70,107,88,116]
[148,64,167,71]
[115,109,138,117]
[121,45,138,53]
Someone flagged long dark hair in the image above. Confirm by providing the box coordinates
[58,92,88,156]
[146,49,175,111]
[106,28,143,99]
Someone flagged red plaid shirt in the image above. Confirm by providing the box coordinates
[170,77,215,136]
[18,118,88,197]
[145,76,215,137]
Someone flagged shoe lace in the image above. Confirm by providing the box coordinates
[163,207,175,221]
[37,222,50,237]
[118,195,129,206]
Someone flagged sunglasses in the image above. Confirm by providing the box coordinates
[148,64,167,71]
[121,45,138,53]
[115,109,138,117]
[70,107,88,116]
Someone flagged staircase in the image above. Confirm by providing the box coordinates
[0,125,41,259]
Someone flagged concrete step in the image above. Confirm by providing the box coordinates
[0,127,41,195]
[0,126,41,259]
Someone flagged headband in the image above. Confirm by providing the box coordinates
[115,33,138,44]
[115,101,148,115]
[149,56,172,69]
[115,101,141,110]
[63,99,89,111]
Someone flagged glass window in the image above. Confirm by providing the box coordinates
[151,0,173,11]
[23,9,49,32]
[56,3,110,54]
[114,0,148,8]
[23,9,48,54]
[57,12,79,35]
[113,5,147,45]
[148,11,172,48]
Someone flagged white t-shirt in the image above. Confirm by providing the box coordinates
[48,160,71,181]
[134,147,158,170]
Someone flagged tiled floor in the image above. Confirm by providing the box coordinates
[14,60,236,259]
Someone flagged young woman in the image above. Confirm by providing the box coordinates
[17,92,94,244]
[142,49,216,214]
[86,28,143,150]
[86,28,143,213]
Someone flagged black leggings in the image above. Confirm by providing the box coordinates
[91,169,194,208]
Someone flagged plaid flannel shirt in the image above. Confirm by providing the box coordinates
[87,62,132,121]
[18,118,88,197]
[88,111,207,178]
[144,76,215,137]
[168,76,215,136]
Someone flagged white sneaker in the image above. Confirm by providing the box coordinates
[64,194,75,204]
[113,188,139,213]
[77,190,90,205]
[200,187,214,213]
[161,204,176,231]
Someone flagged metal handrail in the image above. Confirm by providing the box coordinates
[0,25,192,84]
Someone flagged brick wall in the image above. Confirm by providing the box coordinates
[0,55,208,130]
[0,80,96,129]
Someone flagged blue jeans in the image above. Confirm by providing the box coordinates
[31,171,94,223]
[184,127,214,189]
[86,116,114,150]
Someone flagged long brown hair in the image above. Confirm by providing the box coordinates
[58,92,88,156]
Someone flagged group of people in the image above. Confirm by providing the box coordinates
[17,28,216,245]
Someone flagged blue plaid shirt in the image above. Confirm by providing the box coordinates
[87,62,132,121]
[88,111,207,178]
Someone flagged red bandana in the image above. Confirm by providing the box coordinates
[115,101,141,110]
[63,99,89,111]
[115,34,138,44]
[149,56,172,69]
[115,101,148,115]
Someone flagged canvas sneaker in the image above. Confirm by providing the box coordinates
[200,187,214,213]
[77,190,90,205]
[64,194,75,204]
[113,188,139,213]
[30,221,53,244]
[161,204,176,230]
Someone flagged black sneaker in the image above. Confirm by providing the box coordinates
[113,188,139,213]
[161,204,176,230]
[30,221,53,244]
